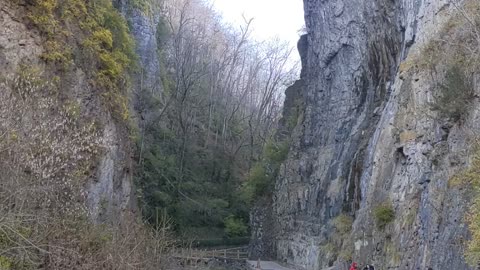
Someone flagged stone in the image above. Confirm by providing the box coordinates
[251,0,476,269]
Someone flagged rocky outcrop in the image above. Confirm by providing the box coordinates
[87,1,167,224]
[0,0,135,224]
[0,1,43,71]
[249,196,275,260]
[87,0,167,223]
[115,0,164,95]
[253,0,479,269]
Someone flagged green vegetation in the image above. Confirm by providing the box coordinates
[385,239,401,265]
[332,213,353,235]
[449,144,480,264]
[135,0,296,244]
[430,66,473,122]
[138,117,253,241]
[319,213,354,261]
[0,0,176,268]
[224,215,248,237]
[23,0,295,252]
[242,140,290,202]
[338,245,354,262]
[467,195,480,265]
[374,203,395,229]
[28,0,75,67]
[156,17,170,49]
[129,0,150,11]
[400,0,480,122]
[409,0,480,74]
[28,0,136,120]
[420,3,480,262]
[0,256,12,270]
[450,144,480,188]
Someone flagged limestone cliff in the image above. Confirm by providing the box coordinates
[252,0,480,269]
[0,0,161,224]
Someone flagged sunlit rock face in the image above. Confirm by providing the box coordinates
[85,2,166,223]
[251,0,480,269]
[0,0,135,224]
[0,0,172,225]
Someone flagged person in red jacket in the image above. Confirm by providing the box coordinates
[349,262,358,270]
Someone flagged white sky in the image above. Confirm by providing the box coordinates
[212,0,305,61]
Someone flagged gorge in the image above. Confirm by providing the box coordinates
[1,0,480,269]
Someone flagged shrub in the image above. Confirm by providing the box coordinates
[374,203,395,229]
[28,0,136,121]
[242,163,270,201]
[338,245,354,261]
[333,213,353,235]
[40,40,73,66]
[129,0,150,11]
[156,17,170,50]
[224,216,248,237]
[0,213,173,269]
[264,140,290,164]
[430,66,474,122]
[28,0,59,36]
[242,139,291,202]
[0,256,12,269]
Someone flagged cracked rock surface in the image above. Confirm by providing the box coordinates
[251,0,478,269]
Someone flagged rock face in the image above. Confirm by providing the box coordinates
[251,0,480,269]
[87,1,166,223]
[1,0,167,227]
[0,0,155,225]
[115,0,164,95]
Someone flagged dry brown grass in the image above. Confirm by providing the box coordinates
[0,211,174,269]
[0,65,174,270]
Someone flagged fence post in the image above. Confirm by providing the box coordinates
[224,249,226,258]
[237,249,240,259]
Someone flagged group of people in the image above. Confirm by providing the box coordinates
[350,262,375,270]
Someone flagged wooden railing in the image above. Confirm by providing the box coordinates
[171,246,249,261]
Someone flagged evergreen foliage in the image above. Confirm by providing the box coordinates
[135,0,297,242]
[431,66,473,122]
[242,140,290,202]
[374,203,395,229]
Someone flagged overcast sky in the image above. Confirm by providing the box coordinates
[212,0,305,60]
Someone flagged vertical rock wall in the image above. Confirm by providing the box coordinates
[88,1,165,223]
[0,0,161,225]
[254,0,479,269]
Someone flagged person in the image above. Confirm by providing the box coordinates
[363,265,369,270]
[349,262,358,270]
[369,265,375,270]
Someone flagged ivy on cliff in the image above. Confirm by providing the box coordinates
[28,0,136,120]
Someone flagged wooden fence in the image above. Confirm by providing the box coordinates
[171,246,249,264]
